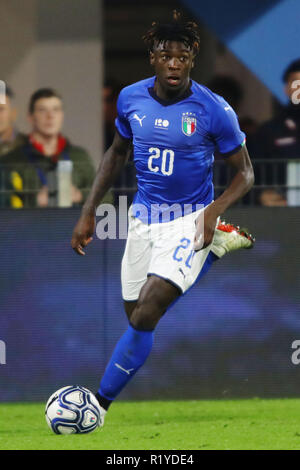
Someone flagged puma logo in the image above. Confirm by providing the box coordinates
[133,114,146,127]
[179,268,186,279]
[115,363,134,375]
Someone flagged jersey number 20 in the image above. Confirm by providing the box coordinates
[148,147,174,176]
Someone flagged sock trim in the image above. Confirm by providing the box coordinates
[128,321,155,332]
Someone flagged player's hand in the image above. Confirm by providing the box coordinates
[194,204,218,251]
[71,209,95,256]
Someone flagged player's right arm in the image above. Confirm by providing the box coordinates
[71,130,132,255]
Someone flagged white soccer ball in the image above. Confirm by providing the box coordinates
[45,385,102,434]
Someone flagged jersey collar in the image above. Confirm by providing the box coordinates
[148,78,193,106]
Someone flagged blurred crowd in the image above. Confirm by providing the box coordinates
[209,58,300,207]
[0,58,300,209]
[0,87,113,209]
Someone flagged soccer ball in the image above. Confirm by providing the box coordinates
[45,385,102,434]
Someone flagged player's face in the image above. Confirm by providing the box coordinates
[29,97,64,137]
[150,41,194,94]
[0,96,16,136]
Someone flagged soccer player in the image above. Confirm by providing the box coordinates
[71,11,255,425]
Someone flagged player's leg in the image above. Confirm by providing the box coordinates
[124,300,137,321]
[96,209,211,414]
[124,250,216,322]
[95,206,153,415]
[96,275,180,412]
[129,275,180,329]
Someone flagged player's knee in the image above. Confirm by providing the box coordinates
[130,297,163,331]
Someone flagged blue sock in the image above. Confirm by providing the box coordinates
[99,324,154,402]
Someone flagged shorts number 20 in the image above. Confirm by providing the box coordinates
[148,147,174,176]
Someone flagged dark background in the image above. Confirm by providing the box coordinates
[0,207,299,402]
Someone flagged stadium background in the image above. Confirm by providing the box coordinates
[1,0,300,402]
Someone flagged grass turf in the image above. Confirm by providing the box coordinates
[1,398,300,450]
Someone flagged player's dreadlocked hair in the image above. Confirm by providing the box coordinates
[142,10,200,55]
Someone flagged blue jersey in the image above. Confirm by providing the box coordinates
[115,76,245,223]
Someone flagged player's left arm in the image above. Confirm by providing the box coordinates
[212,143,254,214]
[196,144,254,250]
[195,96,255,250]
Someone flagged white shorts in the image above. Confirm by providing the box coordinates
[121,206,218,301]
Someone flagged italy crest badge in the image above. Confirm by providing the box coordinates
[182,112,196,136]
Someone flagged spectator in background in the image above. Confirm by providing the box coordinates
[258,189,287,207]
[254,59,300,159]
[252,58,300,206]
[0,86,26,158]
[0,88,96,208]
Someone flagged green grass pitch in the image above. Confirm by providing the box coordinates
[1,398,300,450]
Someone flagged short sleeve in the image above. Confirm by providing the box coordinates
[210,101,246,157]
[115,89,133,140]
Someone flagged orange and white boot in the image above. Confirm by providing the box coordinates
[211,221,255,258]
